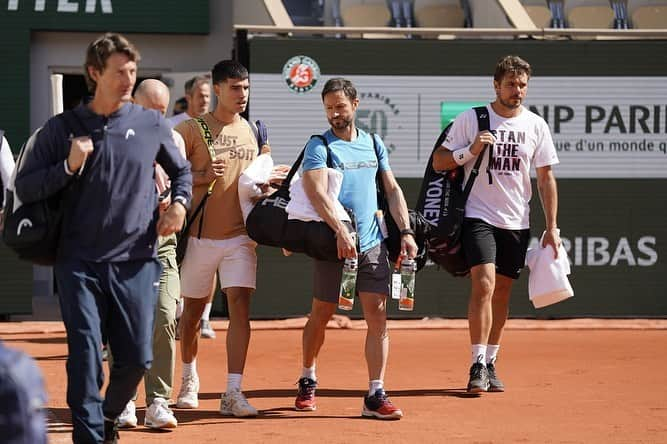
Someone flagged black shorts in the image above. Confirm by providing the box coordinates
[462,218,530,280]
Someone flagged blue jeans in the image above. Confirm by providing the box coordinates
[55,258,161,444]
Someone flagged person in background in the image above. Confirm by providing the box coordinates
[167,75,211,128]
[171,96,188,116]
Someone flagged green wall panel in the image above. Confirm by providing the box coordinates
[0,242,33,315]
[250,38,667,77]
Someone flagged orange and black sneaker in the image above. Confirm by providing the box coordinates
[295,377,317,411]
[362,389,403,420]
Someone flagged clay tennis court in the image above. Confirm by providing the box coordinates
[3,318,666,443]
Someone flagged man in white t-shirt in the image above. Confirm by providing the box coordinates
[167,75,211,128]
[433,55,561,393]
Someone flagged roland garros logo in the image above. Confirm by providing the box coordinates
[282,56,320,94]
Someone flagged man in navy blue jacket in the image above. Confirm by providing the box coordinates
[14,33,192,444]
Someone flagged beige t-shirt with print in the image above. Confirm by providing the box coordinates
[176,113,258,240]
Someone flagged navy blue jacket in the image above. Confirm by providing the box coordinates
[14,102,192,262]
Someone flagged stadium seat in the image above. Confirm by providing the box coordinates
[631,5,667,28]
[413,0,466,27]
[565,0,615,28]
[524,3,553,27]
[567,5,615,27]
[339,0,392,26]
[467,0,513,28]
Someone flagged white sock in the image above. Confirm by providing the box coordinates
[227,373,243,392]
[486,344,500,365]
[301,365,316,382]
[201,302,212,322]
[471,344,487,366]
[369,379,384,396]
[175,298,183,319]
[182,360,197,378]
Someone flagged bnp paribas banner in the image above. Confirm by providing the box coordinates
[250,73,667,179]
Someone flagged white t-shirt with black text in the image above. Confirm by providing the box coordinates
[444,104,559,230]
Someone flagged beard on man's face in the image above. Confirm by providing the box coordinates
[499,95,522,109]
[328,116,353,130]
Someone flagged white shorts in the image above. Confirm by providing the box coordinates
[180,235,257,298]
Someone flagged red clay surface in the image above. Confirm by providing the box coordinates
[2,319,666,443]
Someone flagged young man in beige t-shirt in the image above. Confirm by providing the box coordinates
[175,60,270,417]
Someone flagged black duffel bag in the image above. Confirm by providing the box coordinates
[415,106,491,277]
[3,111,85,265]
[245,135,352,262]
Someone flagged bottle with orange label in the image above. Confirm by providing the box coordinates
[398,258,416,311]
[338,256,358,311]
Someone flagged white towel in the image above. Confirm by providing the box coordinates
[525,231,574,309]
[286,168,351,222]
[238,155,297,222]
[238,154,274,222]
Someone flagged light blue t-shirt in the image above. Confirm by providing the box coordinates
[302,129,391,253]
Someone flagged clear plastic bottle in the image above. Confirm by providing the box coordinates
[398,258,416,311]
[338,257,358,311]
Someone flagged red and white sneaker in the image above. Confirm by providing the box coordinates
[362,389,403,420]
[295,377,317,411]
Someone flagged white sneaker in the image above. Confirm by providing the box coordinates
[144,397,178,429]
[200,320,216,339]
[220,388,258,417]
[176,374,200,409]
[117,400,137,428]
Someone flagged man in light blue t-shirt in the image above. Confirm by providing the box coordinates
[294,78,417,420]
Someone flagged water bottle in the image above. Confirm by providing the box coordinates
[398,258,416,311]
[338,256,358,311]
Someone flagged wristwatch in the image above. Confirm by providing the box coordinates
[171,195,188,211]
[400,228,416,238]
